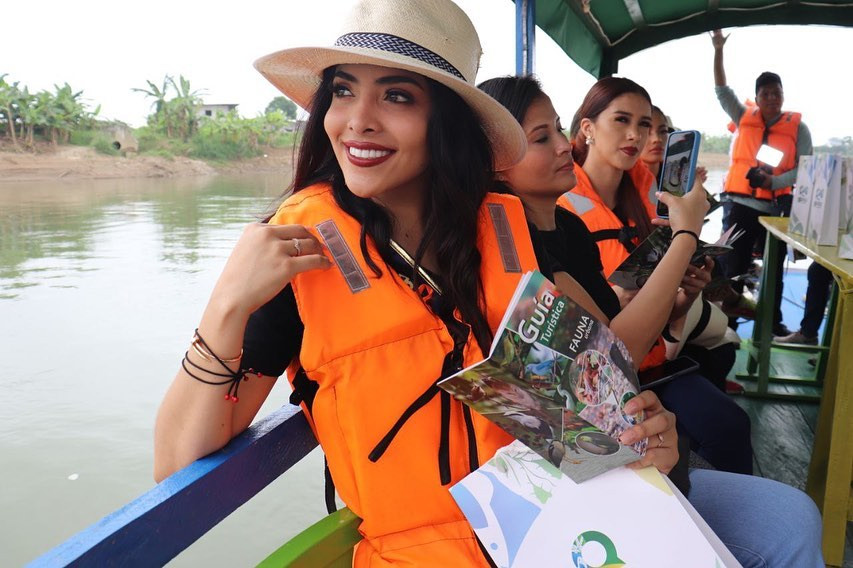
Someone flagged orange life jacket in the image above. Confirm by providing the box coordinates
[726,99,756,133]
[724,106,801,200]
[268,184,538,567]
[557,165,667,370]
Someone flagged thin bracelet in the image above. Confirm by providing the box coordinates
[192,329,243,363]
[671,229,700,248]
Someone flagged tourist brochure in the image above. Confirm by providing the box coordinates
[607,225,745,290]
[843,157,853,235]
[450,440,739,568]
[438,270,646,483]
[807,153,843,246]
[789,154,818,236]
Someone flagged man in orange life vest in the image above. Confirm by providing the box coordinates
[711,29,813,336]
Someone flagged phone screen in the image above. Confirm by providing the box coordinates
[656,130,701,218]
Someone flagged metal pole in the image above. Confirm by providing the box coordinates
[516,0,536,75]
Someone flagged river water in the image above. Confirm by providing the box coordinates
[2,168,756,566]
[0,174,327,566]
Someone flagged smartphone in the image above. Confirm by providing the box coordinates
[638,356,699,391]
[656,130,702,219]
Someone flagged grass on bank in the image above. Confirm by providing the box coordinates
[64,112,300,162]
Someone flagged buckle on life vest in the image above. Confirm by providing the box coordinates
[591,226,638,253]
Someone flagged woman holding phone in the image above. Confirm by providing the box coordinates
[485,76,751,475]
[641,105,742,392]
[478,74,823,567]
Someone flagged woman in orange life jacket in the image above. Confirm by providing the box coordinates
[640,105,742,394]
[565,78,758,475]
[478,74,824,568]
[151,2,680,566]
[481,75,752,476]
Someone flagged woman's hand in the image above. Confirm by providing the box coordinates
[209,223,331,318]
[696,166,708,184]
[681,257,713,297]
[710,29,729,50]
[620,391,679,474]
[670,256,713,321]
[652,181,708,236]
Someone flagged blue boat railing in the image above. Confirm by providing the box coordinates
[28,404,319,567]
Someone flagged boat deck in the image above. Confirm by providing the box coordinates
[727,268,852,566]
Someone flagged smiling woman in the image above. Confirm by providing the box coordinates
[152,0,542,565]
[323,65,432,206]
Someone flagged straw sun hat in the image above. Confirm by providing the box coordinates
[253,0,526,170]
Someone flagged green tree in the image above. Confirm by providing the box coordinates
[167,75,203,141]
[134,75,203,141]
[49,83,89,145]
[134,76,175,137]
[265,96,296,119]
[16,87,38,148]
[699,133,732,154]
[0,74,23,150]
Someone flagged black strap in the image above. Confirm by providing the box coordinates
[661,325,678,343]
[369,342,469,486]
[369,382,441,462]
[462,405,480,473]
[288,367,319,413]
[289,368,338,514]
[591,226,638,253]
[475,533,499,568]
[324,457,337,514]
[686,300,713,343]
[439,390,452,485]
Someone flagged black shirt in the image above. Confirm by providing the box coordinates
[538,207,621,321]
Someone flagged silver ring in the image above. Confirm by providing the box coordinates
[292,238,301,257]
[657,433,665,448]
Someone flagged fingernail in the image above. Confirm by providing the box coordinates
[620,432,635,445]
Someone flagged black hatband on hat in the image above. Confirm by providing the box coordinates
[334,33,464,80]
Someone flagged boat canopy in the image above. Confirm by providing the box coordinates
[527,0,853,77]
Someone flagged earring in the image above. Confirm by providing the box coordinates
[585,135,594,146]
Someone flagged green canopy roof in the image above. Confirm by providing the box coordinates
[533,0,853,77]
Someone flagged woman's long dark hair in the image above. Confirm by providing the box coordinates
[475,76,546,198]
[289,66,496,353]
[477,75,545,127]
[570,77,654,240]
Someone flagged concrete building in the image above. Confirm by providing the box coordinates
[198,104,238,118]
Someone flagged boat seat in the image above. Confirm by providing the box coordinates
[257,507,361,567]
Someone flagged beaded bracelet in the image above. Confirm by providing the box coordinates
[182,329,260,403]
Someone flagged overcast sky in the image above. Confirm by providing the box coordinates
[2,0,850,145]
